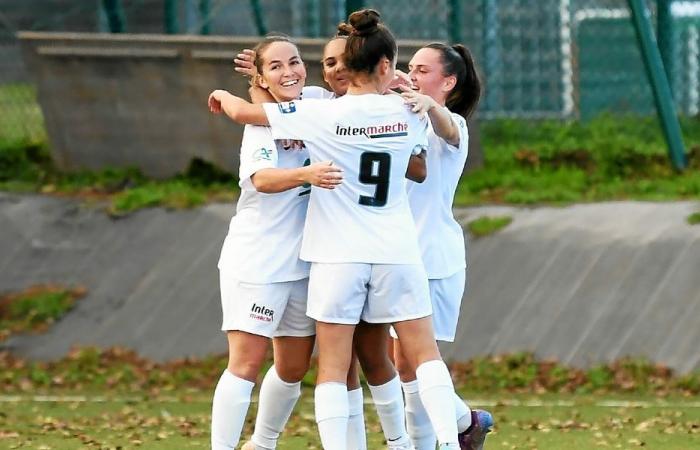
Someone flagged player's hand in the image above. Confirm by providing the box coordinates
[234,49,257,78]
[303,161,343,190]
[400,85,436,115]
[208,89,230,114]
[387,69,414,92]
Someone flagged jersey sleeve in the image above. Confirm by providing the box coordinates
[262,99,327,141]
[444,111,469,155]
[410,111,430,155]
[238,125,278,191]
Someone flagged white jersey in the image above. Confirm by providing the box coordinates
[407,109,469,278]
[263,94,429,264]
[218,125,311,283]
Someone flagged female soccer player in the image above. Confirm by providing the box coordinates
[234,30,369,450]
[209,9,469,449]
[396,43,493,450]
[210,35,343,450]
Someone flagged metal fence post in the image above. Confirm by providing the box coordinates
[448,0,464,44]
[482,0,500,113]
[628,0,687,170]
[250,0,268,36]
[164,0,179,34]
[101,0,126,33]
[307,0,321,38]
[657,0,677,96]
[199,0,211,35]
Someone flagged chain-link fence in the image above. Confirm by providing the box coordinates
[2,0,700,142]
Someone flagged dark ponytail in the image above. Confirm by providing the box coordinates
[340,9,397,76]
[425,43,482,119]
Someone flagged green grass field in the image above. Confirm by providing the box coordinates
[2,390,699,449]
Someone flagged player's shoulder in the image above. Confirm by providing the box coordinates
[449,111,468,129]
[243,124,274,144]
[302,85,335,100]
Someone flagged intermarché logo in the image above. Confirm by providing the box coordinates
[335,122,408,139]
[250,303,274,322]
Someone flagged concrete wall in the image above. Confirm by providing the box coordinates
[18,32,479,178]
[3,194,700,373]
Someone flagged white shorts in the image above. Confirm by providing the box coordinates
[307,263,431,325]
[219,274,315,338]
[391,269,466,342]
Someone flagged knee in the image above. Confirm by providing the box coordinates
[274,359,310,383]
[357,352,395,385]
[227,356,264,382]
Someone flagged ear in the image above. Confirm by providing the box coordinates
[378,57,390,76]
[442,75,457,93]
[256,73,269,90]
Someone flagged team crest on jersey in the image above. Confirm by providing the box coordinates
[253,147,274,161]
[278,102,296,114]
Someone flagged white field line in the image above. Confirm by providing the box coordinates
[2,395,700,408]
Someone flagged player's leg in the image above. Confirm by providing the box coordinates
[307,263,370,450]
[395,270,473,449]
[364,263,460,449]
[212,330,268,450]
[346,354,367,450]
[245,278,316,450]
[212,276,292,450]
[354,321,410,449]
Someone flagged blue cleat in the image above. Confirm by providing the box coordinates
[458,409,494,450]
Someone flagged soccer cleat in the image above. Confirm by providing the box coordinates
[458,409,494,450]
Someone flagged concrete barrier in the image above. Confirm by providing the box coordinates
[3,194,700,373]
[18,33,483,177]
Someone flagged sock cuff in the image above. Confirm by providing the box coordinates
[401,379,420,394]
[368,375,402,404]
[347,387,364,416]
[223,369,255,391]
[315,382,349,422]
[266,365,302,390]
[416,360,452,392]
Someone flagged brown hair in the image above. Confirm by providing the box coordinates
[425,43,481,119]
[252,34,297,76]
[340,9,397,76]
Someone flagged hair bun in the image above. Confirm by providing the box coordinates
[336,22,353,37]
[348,9,381,36]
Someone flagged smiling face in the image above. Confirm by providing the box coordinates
[257,41,306,102]
[322,37,350,96]
[408,47,455,104]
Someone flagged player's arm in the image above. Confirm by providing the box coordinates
[406,150,427,183]
[252,162,343,193]
[400,88,460,146]
[208,89,269,126]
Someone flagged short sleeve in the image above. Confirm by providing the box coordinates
[262,99,328,142]
[238,125,278,191]
[445,111,469,155]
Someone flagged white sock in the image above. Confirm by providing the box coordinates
[402,379,436,450]
[315,382,349,450]
[416,360,458,446]
[368,375,410,448]
[347,387,367,450]
[454,392,472,433]
[250,366,301,449]
[211,370,255,450]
